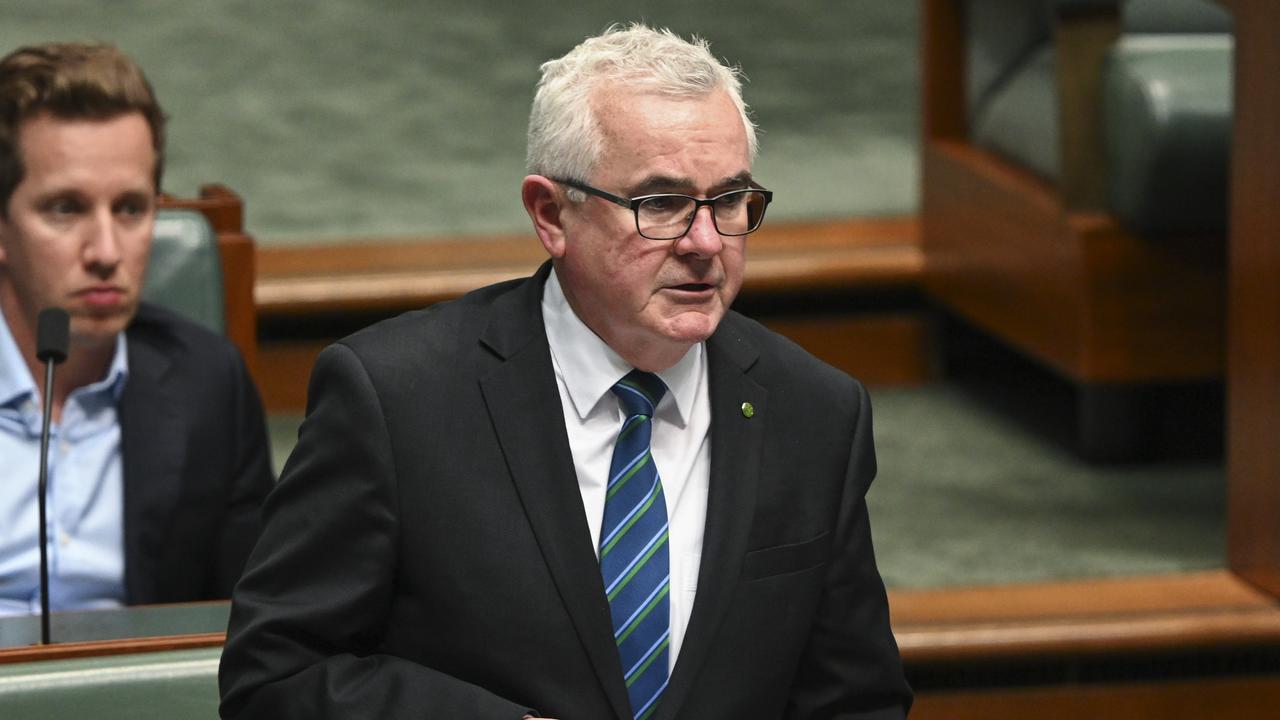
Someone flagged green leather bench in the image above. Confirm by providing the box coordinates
[0,647,223,719]
[968,0,1232,238]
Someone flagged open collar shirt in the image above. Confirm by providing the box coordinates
[0,307,129,617]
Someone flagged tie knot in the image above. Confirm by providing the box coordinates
[612,370,666,419]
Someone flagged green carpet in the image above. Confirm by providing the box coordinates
[2,0,918,243]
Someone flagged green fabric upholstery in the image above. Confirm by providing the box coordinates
[971,45,1060,182]
[965,0,1232,237]
[1123,0,1233,33]
[142,209,226,334]
[1103,35,1232,237]
[0,647,223,720]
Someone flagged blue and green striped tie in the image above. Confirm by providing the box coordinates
[600,370,670,720]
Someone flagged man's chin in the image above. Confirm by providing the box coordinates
[658,308,724,345]
[69,310,133,351]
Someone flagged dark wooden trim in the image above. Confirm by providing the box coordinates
[255,217,921,317]
[912,676,1280,720]
[1221,0,1280,596]
[890,571,1280,664]
[1053,7,1121,209]
[0,632,224,665]
[923,141,1224,383]
[922,0,967,141]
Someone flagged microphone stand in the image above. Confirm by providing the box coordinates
[38,358,55,645]
[34,306,68,646]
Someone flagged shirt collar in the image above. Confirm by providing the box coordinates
[88,332,130,403]
[542,268,701,428]
[0,304,38,409]
[0,305,130,408]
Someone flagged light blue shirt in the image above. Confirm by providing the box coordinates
[0,307,128,617]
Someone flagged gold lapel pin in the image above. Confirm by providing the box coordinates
[741,402,755,418]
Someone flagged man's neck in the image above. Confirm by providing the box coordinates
[2,304,116,422]
[36,338,115,422]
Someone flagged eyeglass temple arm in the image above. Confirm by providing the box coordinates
[551,177,632,209]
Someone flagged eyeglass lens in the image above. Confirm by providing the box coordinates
[636,190,769,240]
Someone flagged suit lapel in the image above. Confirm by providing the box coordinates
[658,316,765,720]
[477,264,632,720]
[118,323,185,604]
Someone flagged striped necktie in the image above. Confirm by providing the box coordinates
[600,370,670,720]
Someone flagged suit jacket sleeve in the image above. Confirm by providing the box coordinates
[785,381,912,719]
[219,342,534,719]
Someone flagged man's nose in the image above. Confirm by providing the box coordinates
[675,205,724,258]
[83,209,123,271]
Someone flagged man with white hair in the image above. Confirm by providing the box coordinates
[221,24,911,720]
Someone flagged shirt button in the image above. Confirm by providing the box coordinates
[59,531,71,547]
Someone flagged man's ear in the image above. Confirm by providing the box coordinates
[522,175,567,258]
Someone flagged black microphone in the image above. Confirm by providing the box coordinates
[35,307,69,645]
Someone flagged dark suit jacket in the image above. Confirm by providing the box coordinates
[119,302,274,604]
[220,264,910,720]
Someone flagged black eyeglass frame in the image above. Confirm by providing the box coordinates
[551,177,774,240]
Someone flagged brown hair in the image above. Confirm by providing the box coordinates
[0,42,166,215]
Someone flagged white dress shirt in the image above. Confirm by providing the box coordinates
[541,269,711,672]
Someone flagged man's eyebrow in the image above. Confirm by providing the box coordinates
[628,172,754,196]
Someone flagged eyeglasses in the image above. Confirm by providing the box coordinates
[552,177,773,241]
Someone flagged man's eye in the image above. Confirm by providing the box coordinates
[115,196,153,219]
[45,198,83,216]
[642,196,686,214]
[717,192,747,208]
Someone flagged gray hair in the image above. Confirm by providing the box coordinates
[526,23,758,183]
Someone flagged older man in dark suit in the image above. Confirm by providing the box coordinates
[220,23,910,720]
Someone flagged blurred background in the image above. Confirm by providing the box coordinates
[1,0,1226,590]
[3,0,919,242]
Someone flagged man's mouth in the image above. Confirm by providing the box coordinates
[670,282,714,292]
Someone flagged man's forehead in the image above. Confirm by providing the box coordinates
[15,112,157,188]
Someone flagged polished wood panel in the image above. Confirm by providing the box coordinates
[258,340,326,413]
[256,217,921,316]
[922,0,966,141]
[890,571,1280,663]
[762,315,931,387]
[924,141,1224,383]
[912,676,1280,720]
[1053,7,1120,209]
[0,633,223,665]
[1221,0,1280,596]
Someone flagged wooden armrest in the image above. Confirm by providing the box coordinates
[1054,3,1122,209]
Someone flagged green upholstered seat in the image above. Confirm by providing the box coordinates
[0,604,231,719]
[965,0,1233,238]
[1104,35,1232,237]
[141,208,227,334]
[0,647,223,719]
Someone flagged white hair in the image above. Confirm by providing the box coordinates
[526,22,758,184]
